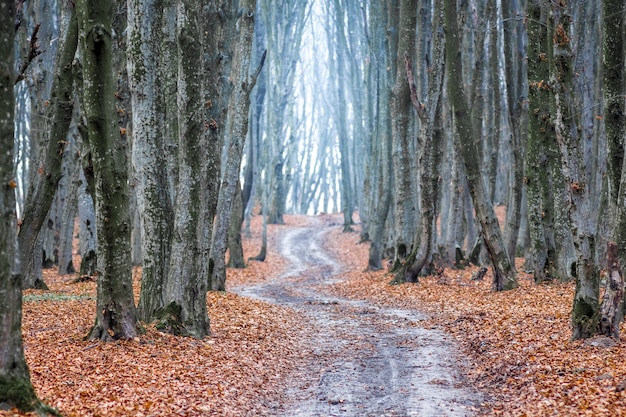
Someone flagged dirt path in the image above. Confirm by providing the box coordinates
[235,219,481,416]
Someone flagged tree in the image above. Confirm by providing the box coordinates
[389,0,417,265]
[17,3,76,290]
[399,0,445,283]
[444,0,517,291]
[210,1,263,291]
[127,0,175,323]
[76,0,140,340]
[0,2,55,413]
[156,0,220,338]
[599,0,625,337]
[551,0,600,339]
[366,0,394,271]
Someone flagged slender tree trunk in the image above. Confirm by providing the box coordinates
[226,181,246,268]
[502,0,527,259]
[600,0,625,337]
[444,0,517,291]
[389,0,416,263]
[210,3,261,291]
[77,0,140,341]
[18,9,79,290]
[400,0,445,283]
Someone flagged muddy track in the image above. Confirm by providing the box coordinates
[235,219,481,416]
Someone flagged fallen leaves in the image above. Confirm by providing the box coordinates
[323,222,626,417]
[5,212,626,416]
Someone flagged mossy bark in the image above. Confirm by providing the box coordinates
[77,0,140,341]
[0,4,57,414]
[128,0,175,323]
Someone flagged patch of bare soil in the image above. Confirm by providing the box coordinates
[234,215,482,416]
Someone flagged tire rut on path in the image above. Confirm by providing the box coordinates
[235,220,481,417]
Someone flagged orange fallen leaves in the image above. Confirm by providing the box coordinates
[324,223,626,417]
[5,212,626,416]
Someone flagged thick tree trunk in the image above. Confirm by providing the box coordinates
[551,3,600,340]
[159,0,225,339]
[128,0,174,322]
[0,3,54,413]
[444,0,517,291]
[77,0,140,341]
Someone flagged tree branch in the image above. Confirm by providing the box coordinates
[404,53,427,122]
[15,23,43,85]
[247,49,267,94]
[15,0,25,32]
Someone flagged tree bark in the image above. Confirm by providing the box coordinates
[551,2,600,340]
[444,0,517,291]
[399,0,445,283]
[601,0,626,337]
[18,8,79,290]
[77,0,140,341]
[226,181,246,268]
[210,4,261,291]
[158,0,224,339]
[127,0,174,322]
[389,0,416,263]
[0,2,54,413]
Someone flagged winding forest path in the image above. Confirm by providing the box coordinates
[235,217,481,416]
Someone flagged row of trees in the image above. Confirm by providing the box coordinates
[2,0,263,412]
[326,0,626,343]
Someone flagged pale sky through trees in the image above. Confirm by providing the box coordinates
[288,0,342,214]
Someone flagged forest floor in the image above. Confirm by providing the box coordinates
[3,212,626,416]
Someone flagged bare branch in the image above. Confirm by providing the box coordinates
[15,23,44,85]
[247,49,267,94]
[15,0,25,32]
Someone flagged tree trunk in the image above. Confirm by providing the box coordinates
[127,0,174,322]
[18,8,79,290]
[551,2,600,340]
[502,0,527,260]
[444,0,517,291]
[389,0,415,263]
[601,0,626,338]
[0,3,54,413]
[210,2,261,291]
[226,181,246,268]
[77,0,140,341]
[400,0,445,283]
[159,0,224,339]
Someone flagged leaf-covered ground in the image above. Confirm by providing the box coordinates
[3,213,626,416]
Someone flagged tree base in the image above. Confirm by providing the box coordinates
[0,376,60,416]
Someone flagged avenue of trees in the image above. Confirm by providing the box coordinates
[2,0,626,412]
